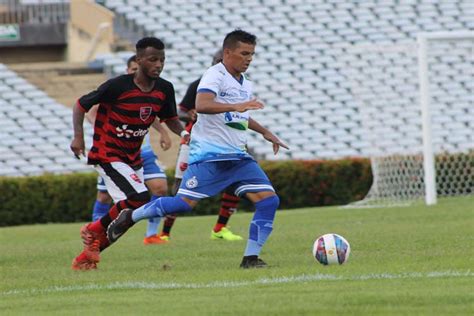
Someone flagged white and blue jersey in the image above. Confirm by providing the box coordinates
[189,62,253,164]
[97,133,166,192]
[177,62,275,200]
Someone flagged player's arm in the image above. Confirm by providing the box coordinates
[70,78,115,158]
[85,104,99,125]
[151,119,172,151]
[164,118,188,140]
[178,107,197,123]
[71,102,87,158]
[248,117,289,154]
[196,93,264,114]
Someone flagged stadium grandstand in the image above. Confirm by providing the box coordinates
[0,0,472,185]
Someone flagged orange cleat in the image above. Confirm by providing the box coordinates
[79,224,101,263]
[71,252,98,270]
[143,233,170,245]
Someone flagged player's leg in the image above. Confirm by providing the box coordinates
[211,190,243,241]
[231,160,280,268]
[107,161,231,243]
[141,151,170,245]
[91,176,112,221]
[171,142,189,195]
[72,162,149,270]
[159,214,177,241]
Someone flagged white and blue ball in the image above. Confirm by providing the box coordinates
[313,233,351,265]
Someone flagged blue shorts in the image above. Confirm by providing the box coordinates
[176,159,274,200]
[97,149,166,192]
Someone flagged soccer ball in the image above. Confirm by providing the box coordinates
[312,233,351,265]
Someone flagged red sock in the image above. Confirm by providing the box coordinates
[214,193,239,232]
[88,203,122,233]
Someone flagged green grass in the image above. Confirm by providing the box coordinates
[1,196,473,315]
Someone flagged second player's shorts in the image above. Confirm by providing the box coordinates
[95,161,147,203]
[97,148,166,192]
[176,158,275,200]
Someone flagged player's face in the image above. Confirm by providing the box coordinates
[127,61,138,74]
[138,47,165,79]
[226,42,255,73]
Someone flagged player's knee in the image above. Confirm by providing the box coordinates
[265,194,280,210]
[146,179,168,196]
[97,191,112,204]
[254,194,280,220]
[127,191,151,208]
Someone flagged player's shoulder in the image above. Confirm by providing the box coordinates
[108,73,133,85]
[204,63,226,77]
[155,76,175,90]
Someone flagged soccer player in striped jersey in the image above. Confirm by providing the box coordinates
[70,37,188,270]
[154,49,244,243]
[87,55,173,246]
[107,30,289,269]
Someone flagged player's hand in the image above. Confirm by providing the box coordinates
[160,133,172,151]
[181,134,190,145]
[235,98,264,112]
[188,109,197,121]
[70,136,85,159]
[263,132,289,155]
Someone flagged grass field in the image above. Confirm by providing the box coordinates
[1,196,473,315]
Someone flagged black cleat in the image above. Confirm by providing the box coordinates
[239,255,268,269]
[107,208,134,243]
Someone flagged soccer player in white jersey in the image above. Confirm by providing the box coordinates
[107,29,288,268]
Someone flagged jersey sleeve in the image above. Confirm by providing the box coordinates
[179,79,200,111]
[158,82,178,122]
[197,67,222,96]
[77,79,116,112]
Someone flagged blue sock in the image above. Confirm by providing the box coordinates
[132,196,192,222]
[92,200,110,221]
[146,195,161,237]
[244,195,279,257]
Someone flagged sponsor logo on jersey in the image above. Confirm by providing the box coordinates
[185,176,198,189]
[140,106,152,121]
[116,124,148,138]
[130,173,142,183]
[224,112,248,130]
[179,162,188,172]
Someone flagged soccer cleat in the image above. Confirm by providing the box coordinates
[143,234,170,245]
[80,224,101,263]
[210,227,243,241]
[107,208,133,243]
[71,255,98,271]
[239,255,268,269]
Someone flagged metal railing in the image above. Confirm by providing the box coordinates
[0,0,70,25]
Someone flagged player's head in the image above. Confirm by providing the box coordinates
[126,55,138,74]
[222,29,257,74]
[211,49,223,66]
[135,37,165,79]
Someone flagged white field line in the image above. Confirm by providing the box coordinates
[1,270,472,296]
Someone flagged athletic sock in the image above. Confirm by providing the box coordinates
[213,193,239,232]
[146,196,161,237]
[162,215,176,236]
[92,200,110,221]
[132,196,192,222]
[244,195,279,257]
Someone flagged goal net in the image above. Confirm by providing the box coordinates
[348,32,473,207]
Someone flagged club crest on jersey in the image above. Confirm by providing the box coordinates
[185,176,198,189]
[130,173,142,184]
[140,106,152,121]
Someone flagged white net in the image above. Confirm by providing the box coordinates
[348,36,473,207]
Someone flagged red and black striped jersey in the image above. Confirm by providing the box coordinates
[178,78,200,133]
[77,74,178,168]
